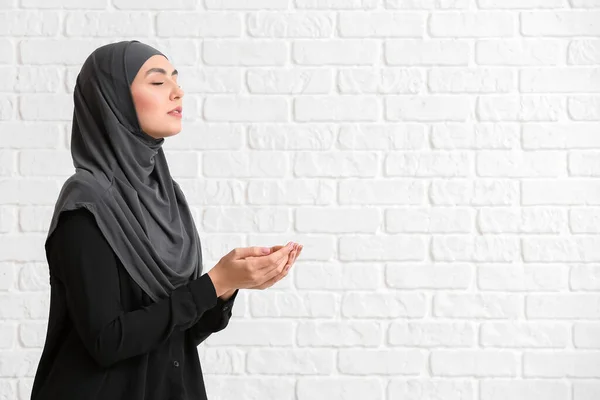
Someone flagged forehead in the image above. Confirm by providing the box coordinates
[137,55,175,78]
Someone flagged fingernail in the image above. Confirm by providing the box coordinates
[287,242,294,248]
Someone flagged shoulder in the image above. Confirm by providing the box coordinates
[47,208,119,284]
[51,207,103,249]
[56,207,97,232]
[47,207,116,271]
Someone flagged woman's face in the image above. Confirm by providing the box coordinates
[130,55,184,140]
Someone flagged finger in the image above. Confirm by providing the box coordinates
[250,249,297,290]
[287,248,298,266]
[251,246,300,289]
[284,247,300,271]
[282,253,296,275]
[246,245,286,261]
[255,261,291,289]
[284,261,294,271]
[232,246,274,259]
[261,246,296,282]
[294,247,302,261]
[264,255,289,281]
[278,245,299,274]
[286,244,300,263]
[257,242,295,270]
[250,272,276,290]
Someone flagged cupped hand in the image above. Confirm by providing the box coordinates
[247,243,303,290]
[210,243,295,293]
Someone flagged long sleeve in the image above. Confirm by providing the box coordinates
[49,209,220,368]
[189,288,239,346]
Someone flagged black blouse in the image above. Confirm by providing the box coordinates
[30,207,238,400]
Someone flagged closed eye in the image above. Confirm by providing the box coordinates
[152,83,181,88]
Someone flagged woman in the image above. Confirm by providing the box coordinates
[30,40,302,400]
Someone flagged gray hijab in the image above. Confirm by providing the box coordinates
[45,40,202,302]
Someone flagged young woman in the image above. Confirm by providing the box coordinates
[30,40,302,400]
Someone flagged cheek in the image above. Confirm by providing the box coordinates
[131,88,165,126]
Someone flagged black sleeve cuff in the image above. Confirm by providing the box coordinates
[188,273,218,317]
[216,288,239,312]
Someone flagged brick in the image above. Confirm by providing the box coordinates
[430,12,516,37]
[157,12,241,37]
[522,11,600,36]
[248,12,334,37]
[476,39,563,65]
[431,350,518,376]
[294,152,378,177]
[387,39,470,65]
[338,12,425,37]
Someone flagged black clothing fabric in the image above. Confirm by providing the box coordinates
[31,208,238,400]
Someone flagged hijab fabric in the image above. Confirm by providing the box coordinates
[45,40,202,302]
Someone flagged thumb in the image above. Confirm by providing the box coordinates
[232,246,272,259]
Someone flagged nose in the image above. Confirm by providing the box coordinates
[171,84,183,100]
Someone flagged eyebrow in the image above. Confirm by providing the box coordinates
[145,67,178,77]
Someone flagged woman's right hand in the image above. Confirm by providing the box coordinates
[207,242,296,297]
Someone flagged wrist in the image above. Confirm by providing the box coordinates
[207,267,229,298]
[219,289,234,301]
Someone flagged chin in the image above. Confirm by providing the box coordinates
[165,129,181,137]
[157,124,182,138]
[145,129,180,140]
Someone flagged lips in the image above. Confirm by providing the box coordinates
[168,106,182,115]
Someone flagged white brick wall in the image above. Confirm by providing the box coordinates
[0,1,598,399]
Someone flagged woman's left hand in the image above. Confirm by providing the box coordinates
[246,243,303,290]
